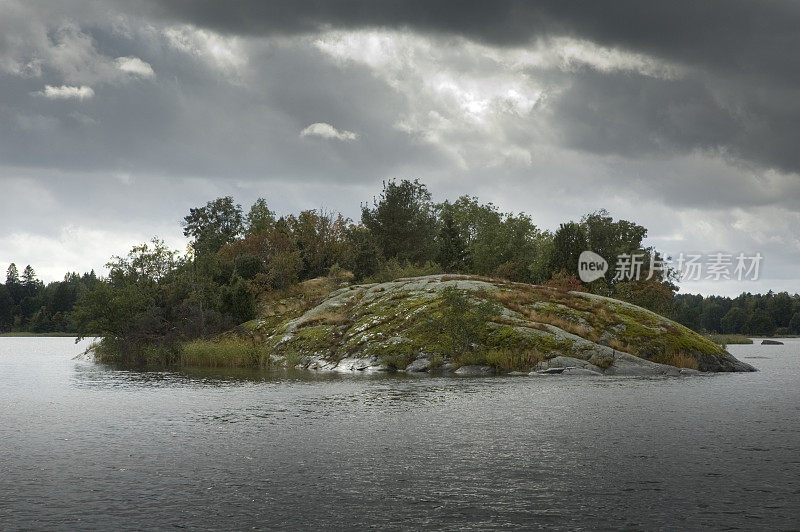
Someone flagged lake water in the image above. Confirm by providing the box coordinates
[1,337,799,530]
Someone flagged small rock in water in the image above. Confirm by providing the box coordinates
[561,367,602,376]
[405,358,430,372]
[537,367,566,375]
[761,339,784,345]
[454,365,496,376]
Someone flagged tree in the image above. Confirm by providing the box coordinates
[183,196,244,256]
[289,210,350,279]
[767,292,793,328]
[234,254,265,280]
[5,263,24,306]
[748,309,776,336]
[106,238,180,285]
[221,274,255,324]
[246,198,276,235]
[700,302,726,333]
[614,278,675,316]
[6,263,19,285]
[672,298,702,331]
[490,212,543,282]
[267,250,302,290]
[582,210,648,285]
[789,312,800,334]
[73,281,155,341]
[29,306,53,333]
[549,222,588,278]
[21,265,37,287]
[51,275,81,313]
[0,284,13,331]
[361,179,437,263]
[721,307,748,334]
[447,196,546,281]
[345,225,380,280]
[436,201,468,272]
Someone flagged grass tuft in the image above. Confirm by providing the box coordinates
[652,351,700,370]
[483,348,545,372]
[181,338,271,368]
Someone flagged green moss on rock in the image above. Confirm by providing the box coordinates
[181,274,754,373]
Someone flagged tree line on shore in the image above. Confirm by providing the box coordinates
[0,265,98,333]
[1,180,795,355]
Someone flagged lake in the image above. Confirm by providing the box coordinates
[1,337,799,530]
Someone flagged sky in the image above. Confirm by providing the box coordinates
[1,0,798,296]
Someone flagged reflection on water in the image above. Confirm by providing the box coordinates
[2,337,800,530]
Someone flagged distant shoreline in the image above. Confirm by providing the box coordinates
[0,332,79,337]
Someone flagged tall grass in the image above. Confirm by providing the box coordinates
[651,350,700,370]
[706,334,753,345]
[482,348,545,372]
[181,338,271,368]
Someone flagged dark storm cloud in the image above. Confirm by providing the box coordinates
[133,0,800,173]
[138,0,800,79]
[548,70,739,158]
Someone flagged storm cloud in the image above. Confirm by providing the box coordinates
[0,0,798,295]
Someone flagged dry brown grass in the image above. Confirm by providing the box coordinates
[655,351,700,370]
[439,274,478,282]
[583,328,602,343]
[605,338,637,355]
[491,289,536,307]
[608,338,626,351]
[492,292,609,342]
[301,309,351,327]
[439,274,541,293]
[491,315,549,331]
[588,353,614,369]
[593,305,614,324]
[523,309,594,339]
[299,276,343,299]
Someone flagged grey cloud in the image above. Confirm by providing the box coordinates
[127,0,800,174]
[0,19,444,183]
[549,70,739,158]
[133,1,800,81]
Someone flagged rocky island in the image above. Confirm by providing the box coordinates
[182,274,755,376]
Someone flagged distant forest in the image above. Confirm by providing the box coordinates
[1,180,797,345]
[0,265,98,333]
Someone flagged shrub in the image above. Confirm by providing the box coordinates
[221,275,256,324]
[267,250,303,289]
[544,270,587,292]
[422,286,498,356]
[367,259,442,283]
[234,253,265,280]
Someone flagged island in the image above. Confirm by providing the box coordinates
[181,274,756,375]
[59,183,777,372]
